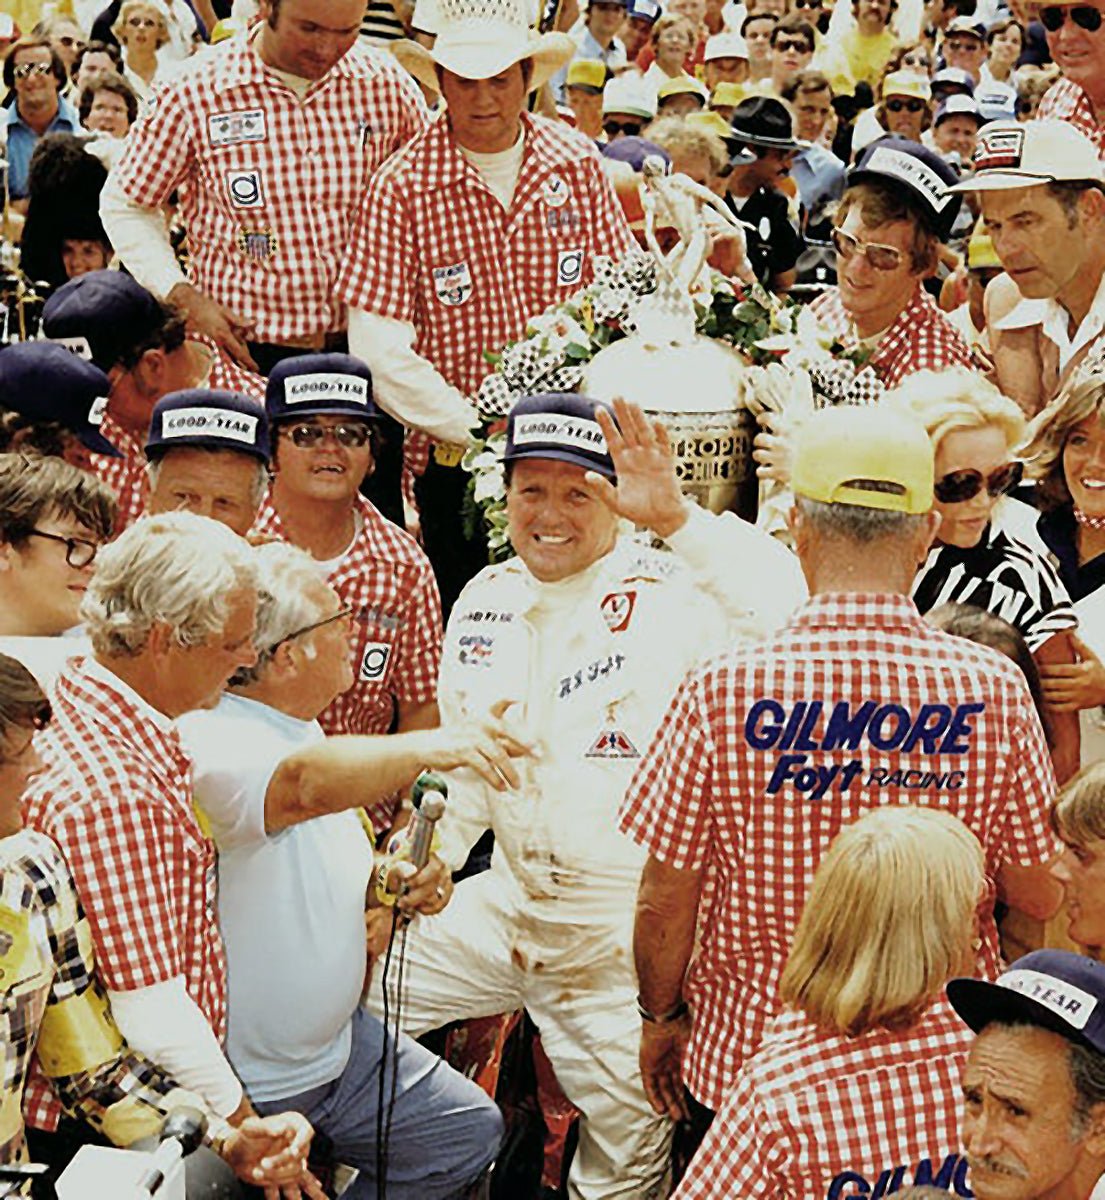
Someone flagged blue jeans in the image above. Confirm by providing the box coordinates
[254,1008,502,1200]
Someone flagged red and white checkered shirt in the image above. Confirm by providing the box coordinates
[619,593,1058,1110]
[21,657,225,1131]
[112,33,427,343]
[675,999,973,1200]
[1038,77,1105,159]
[336,111,636,466]
[253,496,442,830]
[810,285,972,387]
[91,415,148,533]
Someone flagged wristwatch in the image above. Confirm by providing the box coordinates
[636,996,689,1024]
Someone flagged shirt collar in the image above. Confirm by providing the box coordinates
[6,98,76,130]
[787,591,925,632]
[993,271,1105,352]
[78,655,179,738]
[210,29,369,96]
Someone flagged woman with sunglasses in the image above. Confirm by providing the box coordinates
[891,369,1081,781]
[1022,361,1105,768]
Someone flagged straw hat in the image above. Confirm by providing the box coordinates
[393,0,574,93]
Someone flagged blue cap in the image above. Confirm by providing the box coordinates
[849,137,963,238]
[626,0,661,20]
[0,342,118,457]
[504,393,617,477]
[948,950,1105,1056]
[146,389,271,463]
[265,353,379,424]
[43,270,167,373]
[601,136,671,173]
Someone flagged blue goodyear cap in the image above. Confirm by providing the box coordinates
[504,393,617,477]
[265,353,379,423]
[146,389,270,462]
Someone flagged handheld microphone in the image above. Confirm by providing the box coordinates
[407,772,447,872]
[136,1108,208,1196]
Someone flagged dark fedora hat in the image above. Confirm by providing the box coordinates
[726,95,803,154]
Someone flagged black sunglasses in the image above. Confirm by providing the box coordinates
[604,119,643,136]
[281,422,372,448]
[1040,4,1103,31]
[934,461,1023,504]
[885,97,926,112]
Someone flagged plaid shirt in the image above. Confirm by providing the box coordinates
[810,286,972,387]
[21,658,225,1131]
[112,33,427,343]
[619,593,1058,1109]
[336,111,635,467]
[253,496,442,832]
[675,999,973,1200]
[1,829,197,1171]
[1038,77,1105,159]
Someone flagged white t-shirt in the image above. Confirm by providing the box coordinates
[176,693,374,1102]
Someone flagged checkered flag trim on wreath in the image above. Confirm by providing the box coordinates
[808,360,886,409]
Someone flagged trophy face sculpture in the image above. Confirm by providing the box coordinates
[583,156,758,518]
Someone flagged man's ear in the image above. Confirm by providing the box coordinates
[1082,1102,1105,1157]
[917,509,941,564]
[0,538,15,573]
[146,620,173,661]
[136,347,167,392]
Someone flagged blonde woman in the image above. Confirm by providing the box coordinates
[675,806,985,1199]
[889,369,1081,779]
[112,0,172,103]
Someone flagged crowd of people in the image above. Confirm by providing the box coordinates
[2,0,1105,1196]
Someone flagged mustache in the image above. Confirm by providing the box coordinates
[965,1153,1030,1181]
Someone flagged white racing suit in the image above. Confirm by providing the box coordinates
[366,516,806,1199]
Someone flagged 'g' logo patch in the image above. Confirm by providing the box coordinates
[360,642,392,681]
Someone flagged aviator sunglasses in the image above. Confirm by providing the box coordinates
[1040,5,1103,31]
[934,461,1024,504]
[280,422,372,448]
[831,227,905,271]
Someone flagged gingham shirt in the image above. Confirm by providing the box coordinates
[21,658,225,1131]
[111,33,427,343]
[810,286,972,387]
[1,829,196,1167]
[336,110,636,406]
[253,496,442,832]
[674,999,973,1200]
[619,593,1059,1110]
[1038,77,1105,159]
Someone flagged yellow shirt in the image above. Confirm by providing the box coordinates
[0,0,75,31]
[815,25,898,93]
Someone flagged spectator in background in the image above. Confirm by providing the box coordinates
[1017,64,1060,120]
[1036,0,1105,156]
[72,38,122,91]
[942,221,1002,354]
[709,79,744,120]
[941,15,987,84]
[92,0,202,66]
[603,74,658,138]
[783,71,847,230]
[722,96,804,293]
[642,13,699,99]
[675,807,985,1200]
[931,94,983,163]
[1051,761,1105,947]
[741,11,776,82]
[551,0,627,104]
[768,15,815,95]
[890,40,935,74]
[2,39,79,210]
[657,75,709,114]
[703,30,749,90]
[112,0,173,103]
[621,0,661,60]
[20,133,112,289]
[647,113,729,187]
[564,58,608,139]
[877,71,932,141]
[980,16,1023,117]
[31,12,85,81]
[79,70,138,137]
[818,0,900,94]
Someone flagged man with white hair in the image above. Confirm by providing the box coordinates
[337,0,635,612]
[175,541,517,1199]
[20,515,320,1194]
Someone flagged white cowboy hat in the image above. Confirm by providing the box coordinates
[393,0,575,93]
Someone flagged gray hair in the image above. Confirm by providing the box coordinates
[794,495,928,545]
[146,451,270,512]
[229,541,332,688]
[82,512,257,657]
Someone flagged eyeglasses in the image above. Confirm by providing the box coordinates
[271,605,353,651]
[1040,4,1103,31]
[26,529,101,568]
[945,36,983,51]
[902,52,932,66]
[57,36,84,47]
[792,0,822,10]
[885,96,927,112]
[774,36,812,51]
[280,422,372,448]
[13,63,52,79]
[604,119,643,136]
[831,226,906,271]
[126,15,159,26]
[934,461,1023,504]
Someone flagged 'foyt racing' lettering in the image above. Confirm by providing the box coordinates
[746,700,983,800]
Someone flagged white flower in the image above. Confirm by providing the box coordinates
[474,470,507,504]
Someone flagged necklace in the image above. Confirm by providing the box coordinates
[1075,506,1105,531]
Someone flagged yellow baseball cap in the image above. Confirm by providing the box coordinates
[658,76,709,104]
[792,406,934,514]
[881,71,932,102]
[687,110,732,138]
[709,81,745,108]
[566,59,608,93]
[967,221,1001,269]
